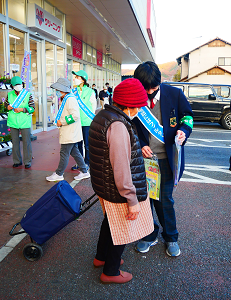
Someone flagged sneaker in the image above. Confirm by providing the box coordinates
[74,171,90,181]
[71,164,89,171]
[71,164,79,170]
[166,242,181,257]
[46,172,64,182]
[135,238,158,253]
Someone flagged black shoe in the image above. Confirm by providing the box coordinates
[13,163,22,168]
[25,164,31,169]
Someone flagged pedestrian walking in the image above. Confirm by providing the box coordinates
[92,84,98,99]
[46,78,90,182]
[133,61,193,257]
[105,82,113,105]
[71,70,97,171]
[4,76,35,169]
[89,78,154,284]
[99,86,109,109]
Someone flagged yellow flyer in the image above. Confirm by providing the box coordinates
[144,157,161,200]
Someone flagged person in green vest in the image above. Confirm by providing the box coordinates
[71,70,97,170]
[4,76,35,168]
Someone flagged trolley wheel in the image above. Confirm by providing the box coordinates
[23,243,43,261]
[6,149,12,156]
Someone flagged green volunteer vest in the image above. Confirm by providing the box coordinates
[7,90,32,129]
[77,85,94,126]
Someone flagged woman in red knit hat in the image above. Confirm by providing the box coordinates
[89,78,154,284]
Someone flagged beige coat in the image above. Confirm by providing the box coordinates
[59,95,83,144]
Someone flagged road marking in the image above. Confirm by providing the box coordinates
[192,128,229,133]
[182,164,231,185]
[186,141,231,148]
[189,138,231,142]
[0,179,80,264]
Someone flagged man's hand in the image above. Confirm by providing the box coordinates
[142,146,153,158]
[14,108,23,113]
[7,105,13,111]
[176,130,186,145]
[126,203,141,221]
[57,120,62,127]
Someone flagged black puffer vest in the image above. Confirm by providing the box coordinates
[89,105,147,203]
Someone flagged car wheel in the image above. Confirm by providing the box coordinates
[221,111,231,129]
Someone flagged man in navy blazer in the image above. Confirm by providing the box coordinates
[133,61,193,257]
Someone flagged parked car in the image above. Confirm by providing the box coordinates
[163,82,231,129]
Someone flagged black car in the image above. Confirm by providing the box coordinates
[163,82,231,129]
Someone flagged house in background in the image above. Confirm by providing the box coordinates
[177,37,231,84]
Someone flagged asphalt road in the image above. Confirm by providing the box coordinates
[183,121,231,184]
[0,122,230,300]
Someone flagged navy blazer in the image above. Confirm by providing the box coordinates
[133,83,193,180]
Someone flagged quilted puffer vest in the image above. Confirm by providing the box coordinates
[89,105,147,204]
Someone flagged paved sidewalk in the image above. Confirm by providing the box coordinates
[0,130,230,299]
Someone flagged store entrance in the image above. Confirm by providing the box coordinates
[30,38,43,132]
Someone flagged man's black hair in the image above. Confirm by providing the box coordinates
[134,61,161,90]
[105,82,109,85]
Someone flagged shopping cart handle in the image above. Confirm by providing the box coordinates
[9,222,26,236]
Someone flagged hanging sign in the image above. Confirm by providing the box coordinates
[72,36,82,59]
[27,3,62,40]
[97,51,103,67]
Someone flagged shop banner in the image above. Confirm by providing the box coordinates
[28,3,62,40]
[72,36,82,59]
[21,51,31,91]
[97,51,103,67]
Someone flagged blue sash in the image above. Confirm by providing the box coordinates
[54,93,74,124]
[11,89,29,109]
[137,106,165,144]
[72,88,95,121]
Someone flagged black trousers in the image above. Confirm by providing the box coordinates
[95,214,125,276]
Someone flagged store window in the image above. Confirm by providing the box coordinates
[102,55,106,68]
[92,49,96,65]
[45,41,55,127]
[9,28,25,77]
[30,38,43,131]
[0,0,3,14]
[8,0,25,24]
[0,23,4,77]
[57,46,64,79]
[82,43,86,60]
[44,1,53,14]
[86,65,92,86]
[67,59,72,83]
[28,0,42,6]
[66,33,72,55]
[86,45,92,63]
[55,9,64,42]
[72,61,80,86]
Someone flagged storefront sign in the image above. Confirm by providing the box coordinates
[27,3,62,40]
[146,0,155,47]
[97,51,103,67]
[21,51,31,91]
[72,36,82,59]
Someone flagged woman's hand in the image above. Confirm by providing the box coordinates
[142,146,153,158]
[126,203,141,221]
[14,108,23,113]
[7,105,13,111]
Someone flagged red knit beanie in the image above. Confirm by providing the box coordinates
[113,78,148,107]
